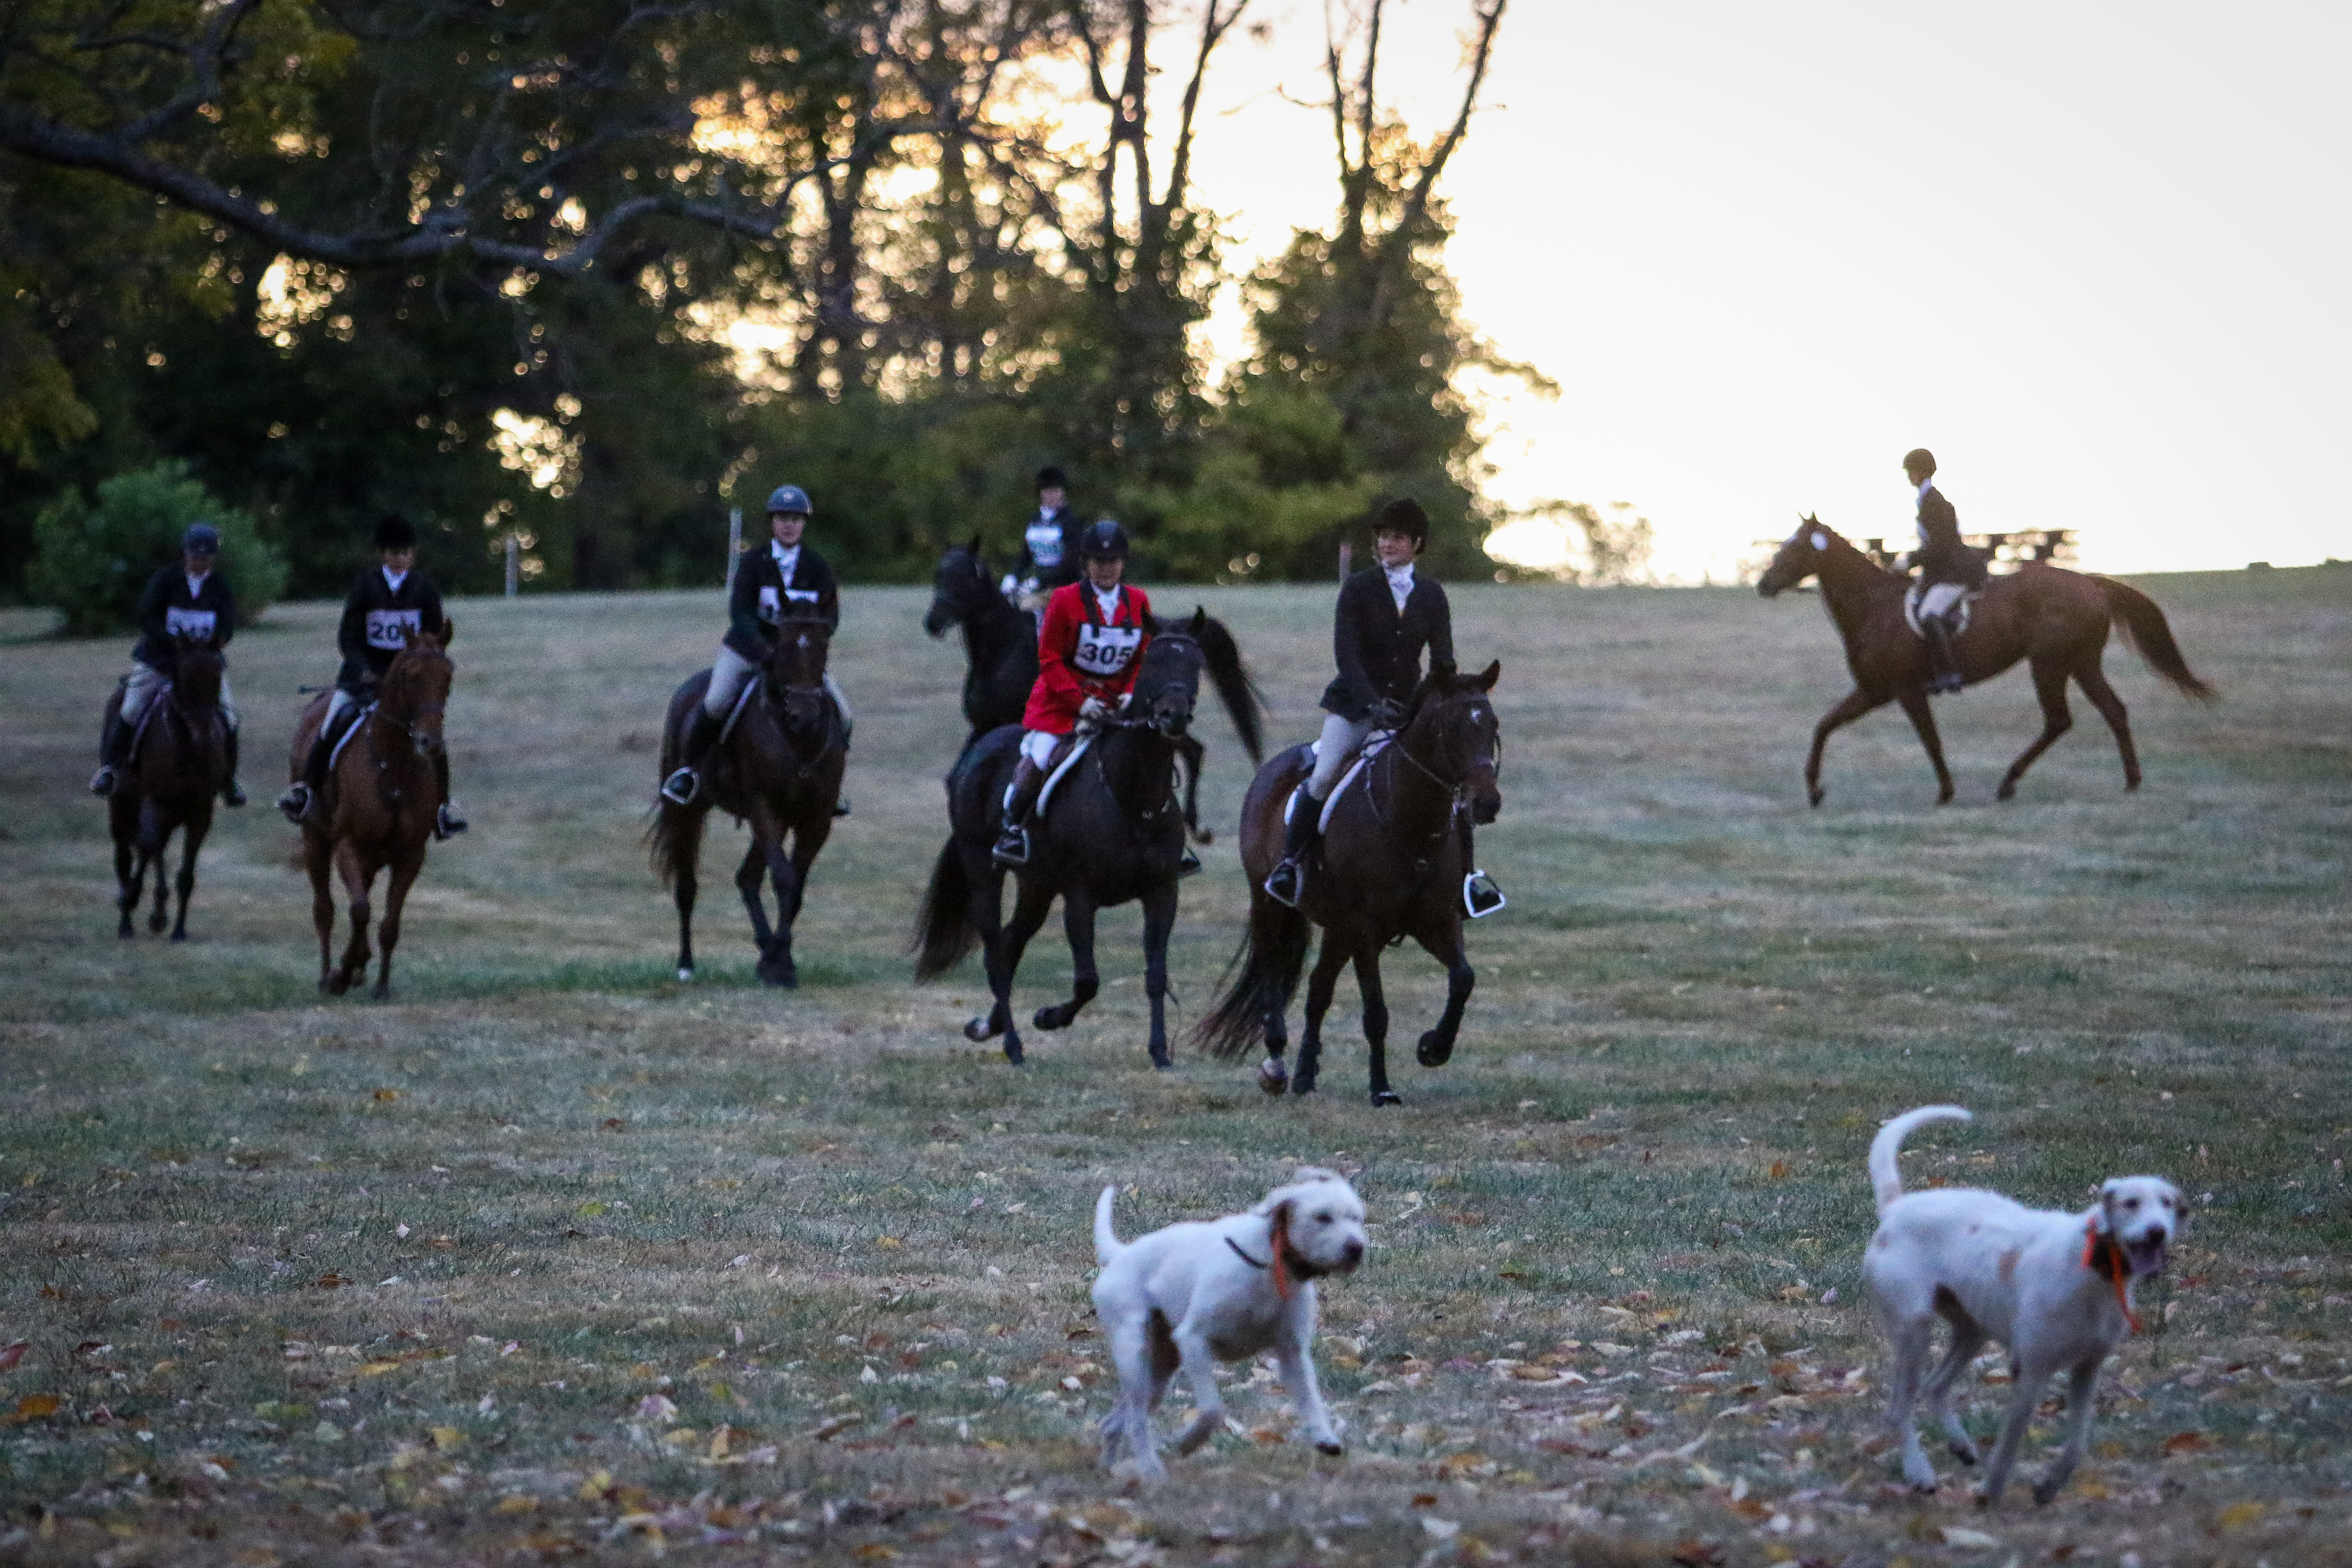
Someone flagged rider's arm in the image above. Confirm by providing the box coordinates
[1032,589,1087,709]
[1421,579,1455,682]
[336,576,370,662]
[133,569,173,651]
[1330,574,1379,714]
[725,551,767,650]
[211,576,238,648]
[807,553,841,631]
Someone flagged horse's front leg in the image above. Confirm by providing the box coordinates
[374,848,426,999]
[733,838,778,962]
[329,842,376,995]
[1412,913,1476,1068]
[979,876,1055,1065]
[1805,687,1890,808]
[1895,690,1956,805]
[1138,882,1178,1070]
[756,830,803,989]
[1996,663,2075,802]
[1173,735,1209,842]
[1293,936,1350,1097]
[112,805,138,939]
[141,801,171,933]
[1034,888,1100,1032]
[170,805,214,942]
[305,830,337,987]
[1352,940,1399,1107]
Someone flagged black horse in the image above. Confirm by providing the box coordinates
[921,537,1258,842]
[913,612,1263,1068]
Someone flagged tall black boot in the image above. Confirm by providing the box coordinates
[220,725,246,807]
[1923,620,1964,695]
[90,706,128,796]
[992,757,1047,867]
[432,750,466,838]
[661,708,725,805]
[1263,785,1321,907]
[279,727,336,822]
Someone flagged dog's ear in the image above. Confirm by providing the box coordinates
[2092,1179,2121,1232]
[1292,1166,1341,1186]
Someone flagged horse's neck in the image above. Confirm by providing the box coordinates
[967,595,1029,665]
[1100,725,1173,815]
[1817,545,1899,643]
[1372,730,1457,835]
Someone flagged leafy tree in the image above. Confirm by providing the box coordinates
[30,462,287,636]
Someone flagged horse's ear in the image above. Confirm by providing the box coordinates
[1190,606,1207,636]
[439,618,455,648]
[1476,659,1500,691]
[967,533,982,557]
[400,623,418,647]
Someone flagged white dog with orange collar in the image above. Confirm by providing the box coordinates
[1090,1167,1366,1481]
[1862,1106,2180,1504]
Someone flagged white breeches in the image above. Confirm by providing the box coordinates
[324,686,359,729]
[1019,729,1060,769]
[702,645,851,723]
[1305,712,1374,799]
[1914,582,1966,620]
[123,662,238,728]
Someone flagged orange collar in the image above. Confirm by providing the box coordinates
[2082,1219,2141,1333]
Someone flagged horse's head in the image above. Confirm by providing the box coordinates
[924,535,992,637]
[171,637,225,710]
[382,621,456,759]
[1403,661,1504,824]
[1756,515,1834,598]
[1126,609,1208,739]
[763,618,833,728]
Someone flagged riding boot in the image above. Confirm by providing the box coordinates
[90,707,127,796]
[992,757,1047,867]
[1262,785,1322,908]
[833,709,852,818]
[432,750,467,839]
[1923,619,1965,696]
[661,708,724,806]
[219,725,247,807]
[279,727,336,823]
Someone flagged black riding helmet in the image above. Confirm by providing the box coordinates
[1077,519,1130,560]
[374,512,418,551]
[1372,496,1429,550]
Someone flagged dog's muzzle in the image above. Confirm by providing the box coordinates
[2123,1228,2170,1277]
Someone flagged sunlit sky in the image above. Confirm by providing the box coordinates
[1178,2,2352,579]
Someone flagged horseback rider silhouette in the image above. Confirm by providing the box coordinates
[1007,465,1083,611]
[991,519,1152,868]
[90,521,246,808]
[662,484,853,816]
[1903,448,1989,696]
[278,513,466,838]
[1263,498,1455,909]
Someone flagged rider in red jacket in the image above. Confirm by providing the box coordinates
[992,520,1152,866]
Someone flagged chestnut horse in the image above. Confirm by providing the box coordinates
[649,618,845,988]
[1196,665,1503,1106]
[1757,518,2212,806]
[289,627,455,996]
[107,638,231,940]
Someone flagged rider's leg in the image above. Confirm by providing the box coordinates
[432,749,466,838]
[662,646,754,804]
[992,730,1060,866]
[281,686,355,821]
[216,673,245,806]
[1917,583,1966,695]
[823,672,853,817]
[92,662,164,795]
[1266,712,1370,906]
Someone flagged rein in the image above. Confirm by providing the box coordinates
[1090,634,1200,825]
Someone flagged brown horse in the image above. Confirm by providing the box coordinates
[649,619,846,988]
[1196,665,1503,1106]
[1756,518,2212,806]
[107,638,231,941]
[288,627,456,996]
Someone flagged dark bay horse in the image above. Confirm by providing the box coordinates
[1196,665,1503,1106]
[289,626,455,996]
[1756,518,2213,805]
[921,539,1262,840]
[913,612,1262,1068]
[650,619,846,988]
[107,638,231,941]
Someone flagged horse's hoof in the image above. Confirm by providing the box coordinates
[1415,1031,1454,1068]
[373,984,391,1001]
[1370,1088,1404,1108]
[1995,782,2017,802]
[1034,1005,1068,1032]
[148,915,167,934]
[1290,1077,1318,1097]
[964,1016,996,1042]
[1257,1057,1289,1095]
[1003,1038,1025,1066]
[1149,1048,1173,1072]
[171,930,187,943]
[327,974,352,997]
[118,926,135,940]
[760,963,797,989]
[676,967,694,983]
[1808,788,1826,808]
[1194,829,1214,845]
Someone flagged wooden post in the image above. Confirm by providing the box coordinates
[725,508,743,590]
[1338,541,1353,582]
[504,531,520,598]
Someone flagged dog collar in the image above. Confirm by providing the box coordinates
[2081,1219,2142,1333]
[1227,1237,1269,1271]
[1226,1234,1315,1299]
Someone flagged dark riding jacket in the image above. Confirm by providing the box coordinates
[1017,505,1082,591]
[725,542,840,659]
[1322,564,1455,721]
[1913,486,1989,590]
[336,566,447,692]
[131,566,237,671]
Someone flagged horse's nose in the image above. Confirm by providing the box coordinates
[1472,791,1500,826]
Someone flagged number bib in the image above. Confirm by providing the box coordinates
[164,606,218,642]
[1072,622,1143,679]
[1026,520,1065,569]
[757,585,822,624]
[365,608,423,651]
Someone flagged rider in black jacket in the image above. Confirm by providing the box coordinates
[90,521,246,805]
[1263,498,1455,908]
[278,514,463,835]
[1010,465,1082,606]
[660,484,852,814]
[1902,448,1989,695]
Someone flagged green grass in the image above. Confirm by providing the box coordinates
[0,569,2347,1565]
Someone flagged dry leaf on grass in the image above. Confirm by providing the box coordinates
[2217,1501,2267,1531]
[0,1342,26,1371]
[6,1394,61,1423]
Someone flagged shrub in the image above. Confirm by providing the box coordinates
[28,463,288,637]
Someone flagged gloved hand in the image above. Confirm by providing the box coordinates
[1079,696,1112,724]
[1369,697,1406,730]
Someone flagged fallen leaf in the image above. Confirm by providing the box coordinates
[8,1394,61,1423]
[1941,1526,2002,1548]
[2162,1430,2212,1455]
[315,1273,348,1289]
[602,1118,625,1132]
[635,1394,679,1424]
[496,1494,536,1514]
[0,1343,25,1372]
[1768,1160,1789,1180]
[2217,1501,2266,1531]
[371,1088,398,1103]
[853,1547,898,1562]
[1421,1517,1461,1540]
[431,1425,464,1451]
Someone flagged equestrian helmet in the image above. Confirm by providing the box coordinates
[374,512,418,551]
[1372,496,1429,548]
[766,484,813,517]
[1077,519,1130,560]
[1035,465,1069,493]
[181,522,221,557]
[1902,448,1937,481]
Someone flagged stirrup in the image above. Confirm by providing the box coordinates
[659,766,700,806]
[1264,856,1305,909]
[832,795,851,819]
[1464,869,1506,919]
[436,802,469,838]
[992,824,1031,867]
[1177,846,1202,878]
[277,782,312,823]
[89,765,119,798]
[222,777,248,808]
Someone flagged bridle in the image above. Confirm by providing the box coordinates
[1372,689,1499,828]
[374,647,451,750]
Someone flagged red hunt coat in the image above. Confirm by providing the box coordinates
[1022,579,1153,735]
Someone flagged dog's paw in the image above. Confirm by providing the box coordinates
[1948,1438,1980,1466]
[1315,1440,1344,1457]
[2032,1476,2064,1507]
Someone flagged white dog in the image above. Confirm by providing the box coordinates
[1090,1167,1367,1480]
[1863,1105,2180,1505]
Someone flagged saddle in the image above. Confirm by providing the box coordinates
[1904,581,1978,639]
[1031,732,1096,821]
[1283,732,1506,919]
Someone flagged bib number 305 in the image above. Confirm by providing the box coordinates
[1072,624,1142,677]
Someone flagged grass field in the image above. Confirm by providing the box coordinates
[1,567,2347,1567]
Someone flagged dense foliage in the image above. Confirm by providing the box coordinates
[2,0,1553,609]
[30,462,288,635]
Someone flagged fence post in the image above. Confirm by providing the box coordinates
[725,508,743,590]
[504,532,520,598]
[1337,541,1352,582]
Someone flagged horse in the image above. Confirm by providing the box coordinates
[921,537,1261,841]
[649,618,847,988]
[107,637,231,941]
[1755,517,2214,805]
[912,611,1263,1068]
[1195,666,1504,1107]
[288,626,455,996]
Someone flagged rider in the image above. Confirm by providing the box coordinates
[90,521,246,807]
[1263,497,1454,909]
[1902,447,1988,695]
[278,514,464,837]
[1007,465,1082,609]
[661,484,852,814]
[992,519,1152,867]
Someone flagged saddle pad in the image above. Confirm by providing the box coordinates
[328,703,378,772]
[127,686,167,761]
[1904,582,1975,639]
[1283,732,1392,834]
[1033,734,1095,820]
[717,675,761,745]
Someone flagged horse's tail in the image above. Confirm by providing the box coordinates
[2093,576,2216,701]
[1194,890,1311,1060]
[1193,612,1268,763]
[912,838,978,978]
[645,799,704,891]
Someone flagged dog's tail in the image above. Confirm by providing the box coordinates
[1093,1186,1125,1266]
[1870,1105,1972,1212]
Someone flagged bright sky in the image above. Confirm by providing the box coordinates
[1186,2,2352,579]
